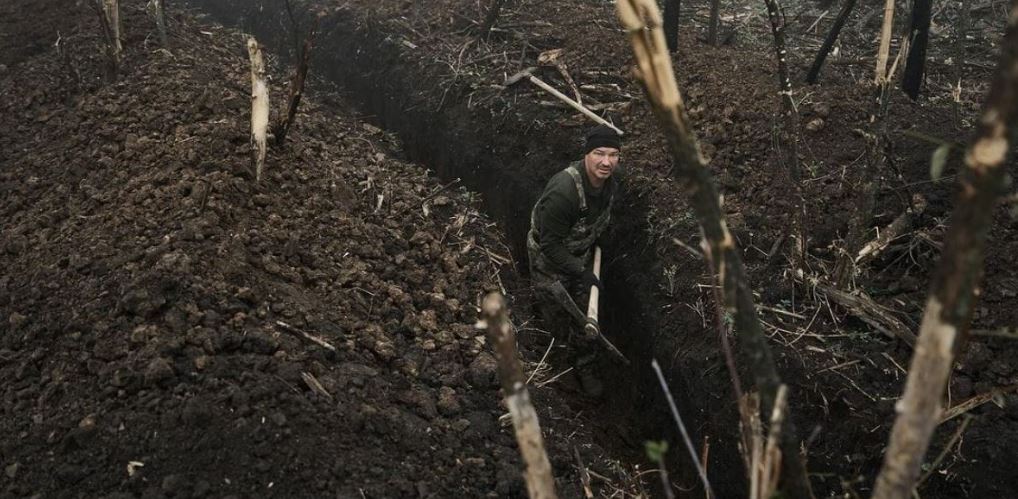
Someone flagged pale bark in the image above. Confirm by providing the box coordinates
[875,0,896,83]
[873,1,1018,496]
[479,293,557,499]
[247,38,270,182]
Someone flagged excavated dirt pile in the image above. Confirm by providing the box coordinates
[0,3,620,497]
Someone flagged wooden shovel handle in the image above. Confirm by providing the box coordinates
[586,246,602,325]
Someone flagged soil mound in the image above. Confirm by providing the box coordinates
[0,4,543,498]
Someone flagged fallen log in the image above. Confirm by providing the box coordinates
[855,194,928,265]
[810,278,917,346]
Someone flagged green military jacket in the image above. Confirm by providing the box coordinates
[527,161,616,284]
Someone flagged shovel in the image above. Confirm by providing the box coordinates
[503,67,624,136]
[544,252,629,365]
[584,246,630,365]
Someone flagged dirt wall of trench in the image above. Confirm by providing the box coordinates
[182,0,749,495]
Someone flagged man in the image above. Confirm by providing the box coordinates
[527,125,621,397]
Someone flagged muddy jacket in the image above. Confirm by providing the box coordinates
[527,161,617,284]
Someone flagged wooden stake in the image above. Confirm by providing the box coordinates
[479,293,557,499]
[247,38,269,182]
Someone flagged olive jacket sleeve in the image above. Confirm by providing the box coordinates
[533,172,586,278]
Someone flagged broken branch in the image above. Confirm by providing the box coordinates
[247,37,270,181]
[479,293,557,499]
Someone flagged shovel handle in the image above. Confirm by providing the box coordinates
[526,75,624,136]
[586,246,602,326]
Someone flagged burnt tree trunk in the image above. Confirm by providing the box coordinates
[149,0,168,46]
[805,0,857,84]
[480,0,509,41]
[274,14,321,146]
[873,1,1018,496]
[901,0,932,99]
[953,0,970,127]
[664,0,681,53]
[764,0,806,264]
[708,0,721,45]
[616,2,814,497]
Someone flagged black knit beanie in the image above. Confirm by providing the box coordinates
[584,125,622,154]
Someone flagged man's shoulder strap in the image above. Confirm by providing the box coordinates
[563,164,587,213]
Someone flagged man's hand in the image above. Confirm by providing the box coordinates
[583,318,600,341]
[582,270,602,291]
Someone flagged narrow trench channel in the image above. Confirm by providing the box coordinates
[186,1,743,495]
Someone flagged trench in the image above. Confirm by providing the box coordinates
[185,1,745,495]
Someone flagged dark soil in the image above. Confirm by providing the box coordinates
[4,0,1018,498]
[0,3,617,498]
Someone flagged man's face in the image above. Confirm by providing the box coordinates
[584,147,620,184]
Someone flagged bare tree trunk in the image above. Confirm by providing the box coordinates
[952,0,970,128]
[95,0,123,76]
[763,0,806,265]
[479,293,558,499]
[480,0,509,41]
[874,0,896,83]
[901,0,932,99]
[833,83,889,286]
[615,2,813,497]
[247,38,270,182]
[708,0,721,46]
[664,0,681,53]
[275,14,320,147]
[283,0,301,59]
[873,2,1018,496]
[148,0,168,46]
[805,0,857,84]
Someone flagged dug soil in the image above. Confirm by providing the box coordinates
[3,0,1018,498]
